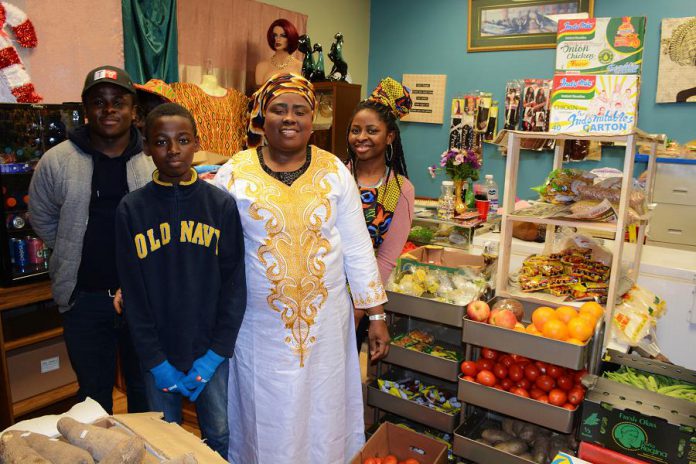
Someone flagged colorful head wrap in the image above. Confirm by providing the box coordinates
[246,73,316,148]
[367,77,412,120]
[134,79,175,102]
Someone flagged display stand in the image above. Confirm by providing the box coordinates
[451,129,662,462]
[309,81,361,160]
[368,291,467,434]
[0,281,77,428]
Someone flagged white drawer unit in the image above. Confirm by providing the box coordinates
[649,160,696,249]
[652,162,696,206]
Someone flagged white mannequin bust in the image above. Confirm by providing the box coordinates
[198,74,227,97]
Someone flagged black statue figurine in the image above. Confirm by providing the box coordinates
[328,33,348,81]
[298,34,315,82]
[312,43,326,81]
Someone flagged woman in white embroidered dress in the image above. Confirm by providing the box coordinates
[214,73,390,464]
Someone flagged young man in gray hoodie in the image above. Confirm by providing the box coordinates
[29,66,153,414]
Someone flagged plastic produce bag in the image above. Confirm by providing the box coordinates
[531,168,595,204]
[611,285,667,356]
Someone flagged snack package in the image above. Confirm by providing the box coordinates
[611,285,667,355]
[549,74,639,135]
[555,17,646,75]
[531,168,596,204]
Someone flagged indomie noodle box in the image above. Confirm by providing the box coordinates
[556,17,647,75]
[549,74,639,135]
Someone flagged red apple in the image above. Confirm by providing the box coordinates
[490,308,518,329]
[467,300,490,322]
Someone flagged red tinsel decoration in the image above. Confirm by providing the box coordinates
[12,20,37,48]
[0,5,6,30]
[11,82,41,103]
[0,46,19,68]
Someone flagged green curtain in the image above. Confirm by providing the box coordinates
[122,0,178,83]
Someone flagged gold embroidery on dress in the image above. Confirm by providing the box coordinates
[352,279,387,308]
[231,148,337,367]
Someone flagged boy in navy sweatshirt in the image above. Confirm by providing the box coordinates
[115,103,246,457]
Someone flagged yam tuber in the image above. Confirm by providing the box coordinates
[57,417,129,461]
[18,431,94,464]
[99,435,146,464]
[162,452,198,463]
[0,432,50,464]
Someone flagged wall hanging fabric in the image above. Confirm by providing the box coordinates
[122,0,178,83]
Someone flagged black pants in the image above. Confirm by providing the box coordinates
[62,291,148,414]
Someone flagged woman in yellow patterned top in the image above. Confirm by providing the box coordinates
[214,73,390,464]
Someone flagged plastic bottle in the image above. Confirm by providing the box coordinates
[484,174,499,213]
[437,180,455,221]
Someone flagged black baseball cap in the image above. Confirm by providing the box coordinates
[81,65,136,98]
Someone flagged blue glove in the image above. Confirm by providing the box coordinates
[181,350,225,394]
[189,382,207,402]
[150,360,191,397]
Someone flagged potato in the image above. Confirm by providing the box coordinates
[501,418,518,436]
[99,435,146,464]
[494,439,528,455]
[518,452,534,462]
[0,432,50,464]
[19,431,94,464]
[517,424,540,443]
[57,417,129,461]
[481,428,513,444]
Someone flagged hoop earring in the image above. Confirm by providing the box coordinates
[386,144,393,163]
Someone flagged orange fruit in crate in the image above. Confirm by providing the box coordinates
[541,318,569,341]
[577,311,599,326]
[566,337,586,345]
[532,307,557,331]
[555,305,578,324]
[526,324,541,335]
[567,316,594,342]
[579,301,604,321]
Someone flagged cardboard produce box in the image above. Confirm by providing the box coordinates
[350,422,448,464]
[579,373,696,464]
[549,74,639,135]
[397,245,486,275]
[556,17,647,75]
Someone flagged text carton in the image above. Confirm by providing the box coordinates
[556,17,646,75]
[549,74,639,135]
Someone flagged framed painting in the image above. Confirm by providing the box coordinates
[468,0,594,52]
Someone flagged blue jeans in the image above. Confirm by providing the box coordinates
[62,291,148,414]
[144,360,229,457]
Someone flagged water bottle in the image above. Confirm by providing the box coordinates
[484,174,499,213]
[437,180,455,221]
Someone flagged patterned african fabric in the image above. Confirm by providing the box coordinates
[246,73,316,149]
[367,77,412,120]
[360,172,406,248]
[170,82,248,158]
[214,145,386,464]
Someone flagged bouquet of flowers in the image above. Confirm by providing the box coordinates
[428,148,481,181]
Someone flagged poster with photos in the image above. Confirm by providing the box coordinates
[504,81,523,130]
[521,78,552,132]
[656,17,696,103]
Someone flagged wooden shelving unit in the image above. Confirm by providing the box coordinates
[494,129,662,354]
[309,81,361,160]
[0,280,78,428]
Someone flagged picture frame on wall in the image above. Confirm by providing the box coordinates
[468,0,594,52]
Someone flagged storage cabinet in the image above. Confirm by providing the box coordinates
[309,81,361,160]
[0,281,77,428]
[648,160,696,249]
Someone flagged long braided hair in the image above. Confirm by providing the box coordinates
[346,100,409,189]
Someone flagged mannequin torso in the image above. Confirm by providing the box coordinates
[198,74,227,97]
[255,52,302,86]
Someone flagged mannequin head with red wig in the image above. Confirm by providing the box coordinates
[266,19,299,54]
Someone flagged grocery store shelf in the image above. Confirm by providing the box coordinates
[366,382,459,433]
[505,214,618,233]
[462,297,603,371]
[12,382,78,418]
[457,378,576,433]
[385,344,461,382]
[4,327,63,351]
[386,291,466,327]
